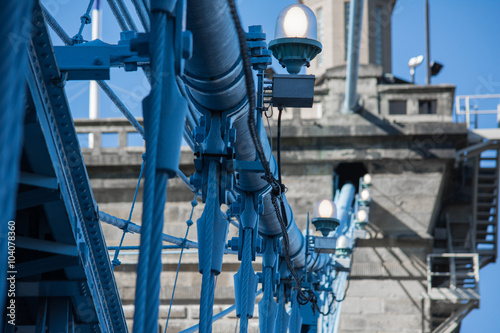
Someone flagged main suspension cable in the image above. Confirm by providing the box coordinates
[227,0,314,306]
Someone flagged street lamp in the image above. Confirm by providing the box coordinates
[268,4,322,109]
[362,173,372,187]
[354,208,369,229]
[336,235,352,257]
[312,199,340,236]
[269,4,322,75]
[408,55,424,84]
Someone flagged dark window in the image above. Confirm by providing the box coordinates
[334,162,368,192]
[389,100,407,115]
[419,100,437,114]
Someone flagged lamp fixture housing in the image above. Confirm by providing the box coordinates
[269,4,322,74]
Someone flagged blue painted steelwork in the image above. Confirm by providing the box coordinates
[5,0,372,331]
[0,2,35,328]
[342,0,364,114]
[1,2,128,330]
[54,34,149,80]
[132,1,190,331]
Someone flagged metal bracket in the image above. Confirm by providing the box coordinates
[54,34,149,80]
[313,237,338,254]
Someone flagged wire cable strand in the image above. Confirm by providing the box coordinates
[164,193,198,333]
[112,157,146,268]
[105,0,128,31]
[131,0,150,31]
[116,0,138,31]
[96,80,145,138]
[73,0,95,43]
[41,5,73,45]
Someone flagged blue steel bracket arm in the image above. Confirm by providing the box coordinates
[54,37,150,80]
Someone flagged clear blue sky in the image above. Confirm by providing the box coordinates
[47,0,499,330]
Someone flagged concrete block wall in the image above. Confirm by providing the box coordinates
[91,157,445,332]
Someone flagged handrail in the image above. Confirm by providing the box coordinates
[455,94,500,129]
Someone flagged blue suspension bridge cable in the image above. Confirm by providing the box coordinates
[105,0,128,31]
[72,0,95,43]
[199,161,218,333]
[132,8,166,332]
[179,290,263,333]
[99,211,200,248]
[111,156,146,268]
[41,4,73,45]
[116,0,138,31]
[164,193,199,332]
[131,0,150,31]
[95,80,145,138]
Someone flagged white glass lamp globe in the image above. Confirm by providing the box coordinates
[269,4,322,74]
[360,189,371,202]
[312,199,340,236]
[316,199,336,219]
[274,4,318,40]
[363,174,372,185]
[336,235,352,256]
[356,209,368,223]
[283,7,308,37]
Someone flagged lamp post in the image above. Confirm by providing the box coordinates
[89,0,101,148]
[425,0,430,85]
[408,55,424,84]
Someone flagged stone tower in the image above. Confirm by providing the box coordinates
[81,1,497,332]
[301,0,397,77]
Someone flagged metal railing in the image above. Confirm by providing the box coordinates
[455,94,500,129]
[74,118,144,152]
[427,253,479,294]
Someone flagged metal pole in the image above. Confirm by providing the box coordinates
[425,0,431,85]
[342,0,364,113]
[89,0,101,148]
